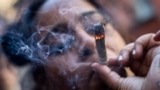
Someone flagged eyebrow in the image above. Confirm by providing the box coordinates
[81,11,97,17]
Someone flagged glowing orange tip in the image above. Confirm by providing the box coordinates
[95,35,104,40]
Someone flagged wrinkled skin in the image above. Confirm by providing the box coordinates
[1,0,127,90]
[32,0,126,90]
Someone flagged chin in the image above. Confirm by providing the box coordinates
[1,0,126,90]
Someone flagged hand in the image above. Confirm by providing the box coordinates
[92,31,160,90]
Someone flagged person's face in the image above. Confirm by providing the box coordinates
[33,0,126,90]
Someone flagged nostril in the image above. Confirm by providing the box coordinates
[82,48,92,56]
[79,48,93,61]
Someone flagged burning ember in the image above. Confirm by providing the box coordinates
[94,23,107,64]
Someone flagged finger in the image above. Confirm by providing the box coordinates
[132,42,144,61]
[92,63,144,90]
[91,63,121,89]
[118,43,134,66]
[107,57,119,66]
[149,53,160,77]
[130,60,141,75]
[133,33,159,61]
[144,54,160,90]
[137,65,149,76]
[137,33,160,49]
[154,30,160,41]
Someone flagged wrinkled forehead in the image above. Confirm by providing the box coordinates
[34,0,105,46]
[34,0,108,45]
[36,0,105,26]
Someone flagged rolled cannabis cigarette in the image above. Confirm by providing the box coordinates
[94,23,107,64]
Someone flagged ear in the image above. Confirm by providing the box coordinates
[1,0,46,66]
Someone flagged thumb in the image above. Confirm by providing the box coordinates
[151,55,160,75]
[140,53,160,90]
[92,63,144,90]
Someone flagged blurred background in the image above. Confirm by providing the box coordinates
[0,0,160,43]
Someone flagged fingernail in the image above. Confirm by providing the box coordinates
[153,34,156,37]
[91,63,99,67]
[154,30,160,41]
[118,55,123,61]
[132,50,136,55]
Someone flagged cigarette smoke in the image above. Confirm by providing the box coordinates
[1,1,98,88]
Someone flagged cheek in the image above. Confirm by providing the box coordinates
[107,49,117,58]
[105,24,125,54]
